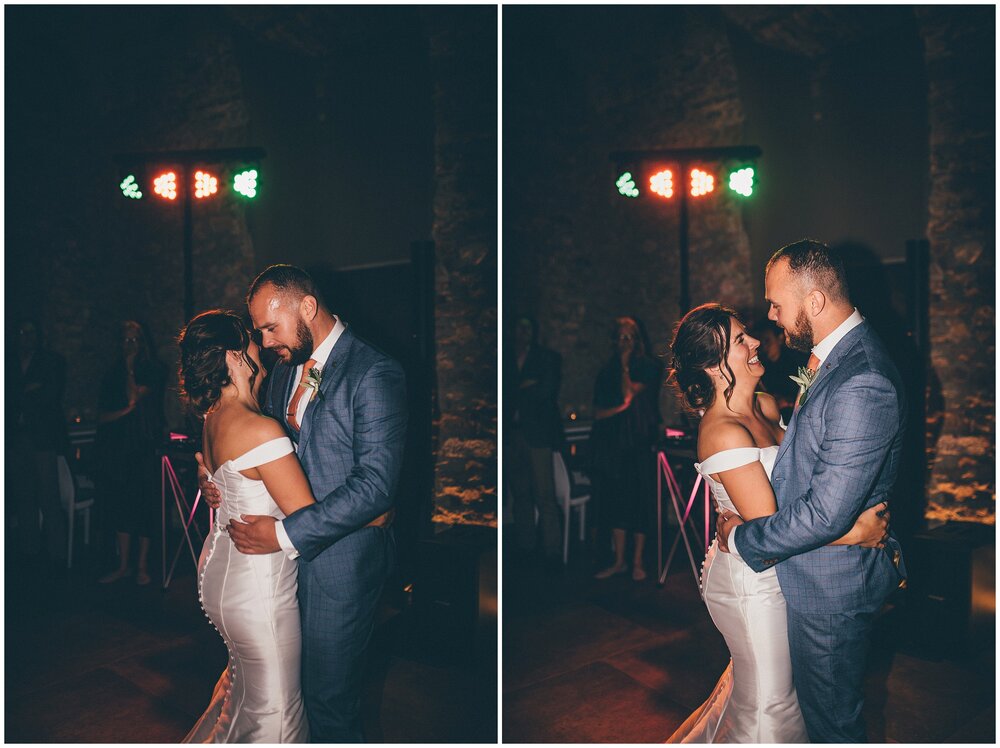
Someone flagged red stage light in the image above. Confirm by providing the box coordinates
[690,168,715,197]
[649,169,674,199]
[194,170,219,199]
[153,171,178,200]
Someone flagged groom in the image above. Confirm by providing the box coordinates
[718,240,906,742]
[200,264,407,742]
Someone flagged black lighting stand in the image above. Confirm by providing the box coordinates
[610,146,762,316]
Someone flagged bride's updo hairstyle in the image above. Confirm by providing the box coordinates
[669,303,741,413]
[178,310,260,417]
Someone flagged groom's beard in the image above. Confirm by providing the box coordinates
[785,307,814,353]
[285,319,316,366]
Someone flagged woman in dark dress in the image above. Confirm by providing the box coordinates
[591,316,663,581]
[97,320,166,585]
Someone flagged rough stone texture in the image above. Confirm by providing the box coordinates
[8,12,255,429]
[12,8,497,529]
[428,8,498,527]
[507,6,994,526]
[916,7,995,524]
[505,7,752,425]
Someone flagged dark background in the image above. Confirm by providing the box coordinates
[504,5,993,527]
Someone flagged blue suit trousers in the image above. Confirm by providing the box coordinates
[786,603,876,743]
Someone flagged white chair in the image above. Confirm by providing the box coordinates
[552,451,590,565]
[57,455,94,569]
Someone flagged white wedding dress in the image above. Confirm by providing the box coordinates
[183,437,309,743]
[667,445,809,744]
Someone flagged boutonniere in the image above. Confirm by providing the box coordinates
[301,366,325,402]
[789,366,818,407]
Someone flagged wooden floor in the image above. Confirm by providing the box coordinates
[502,541,995,744]
[4,537,496,744]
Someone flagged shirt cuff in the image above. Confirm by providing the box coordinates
[727,524,743,561]
[274,520,300,560]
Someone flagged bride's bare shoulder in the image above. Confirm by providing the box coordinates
[697,414,756,461]
[207,408,287,462]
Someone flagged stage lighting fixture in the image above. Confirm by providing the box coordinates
[233,169,258,199]
[616,171,639,198]
[649,169,674,199]
[153,171,178,200]
[728,167,755,197]
[194,170,219,199]
[690,168,714,197]
[120,174,142,199]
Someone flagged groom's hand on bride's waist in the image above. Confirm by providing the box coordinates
[195,452,222,510]
[716,510,743,554]
[228,515,281,554]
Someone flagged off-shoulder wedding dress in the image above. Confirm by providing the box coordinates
[667,445,809,744]
[183,437,309,743]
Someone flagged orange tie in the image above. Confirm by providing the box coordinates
[286,358,317,432]
[807,352,820,374]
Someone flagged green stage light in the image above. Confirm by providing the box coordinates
[120,174,142,199]
[234,169,258,199]
[616,171,639,198]
[728,167,755,197]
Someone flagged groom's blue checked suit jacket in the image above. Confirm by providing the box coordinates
[261,326,407,566]
[734,321,907,614]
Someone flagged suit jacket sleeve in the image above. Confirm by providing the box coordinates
[734,371,899,573]
[282,358,407,561]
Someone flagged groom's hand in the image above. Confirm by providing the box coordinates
[228,515,280,554]
[716,510,744,553]
[195,452,222,510]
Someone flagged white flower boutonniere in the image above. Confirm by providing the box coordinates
[302,366,325,402]
[789,366,818,407]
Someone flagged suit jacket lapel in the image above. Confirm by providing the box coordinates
[297,327,354,454]
[772,322,869,472]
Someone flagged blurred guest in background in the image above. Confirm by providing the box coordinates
[750,319,807,424]
[11,319,69,565]
[97,320,166,585]
[591,316,663,581]
[506,315,564,563]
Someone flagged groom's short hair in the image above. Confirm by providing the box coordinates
[767,239,850,304]
[247,264,325,307]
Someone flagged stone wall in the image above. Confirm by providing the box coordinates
[917,7,995,524]
[506,6,995,526]
[8,9,255,430]
[427,8,499,527]
[505,7,753,425]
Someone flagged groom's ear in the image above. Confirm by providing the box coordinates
[298,294,319,321]
[806,290,827,317]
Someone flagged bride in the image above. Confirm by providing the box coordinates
[665,304,886,743]
[178,310,313,743]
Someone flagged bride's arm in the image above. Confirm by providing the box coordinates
[707,422,778,521]
[244,419,317,516]
[830,502,889,547]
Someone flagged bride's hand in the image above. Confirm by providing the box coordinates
[833,501,889,548]
[195,452,222,510]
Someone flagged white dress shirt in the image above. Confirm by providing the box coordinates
[728,308,864,560]
[274,318,346,557]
